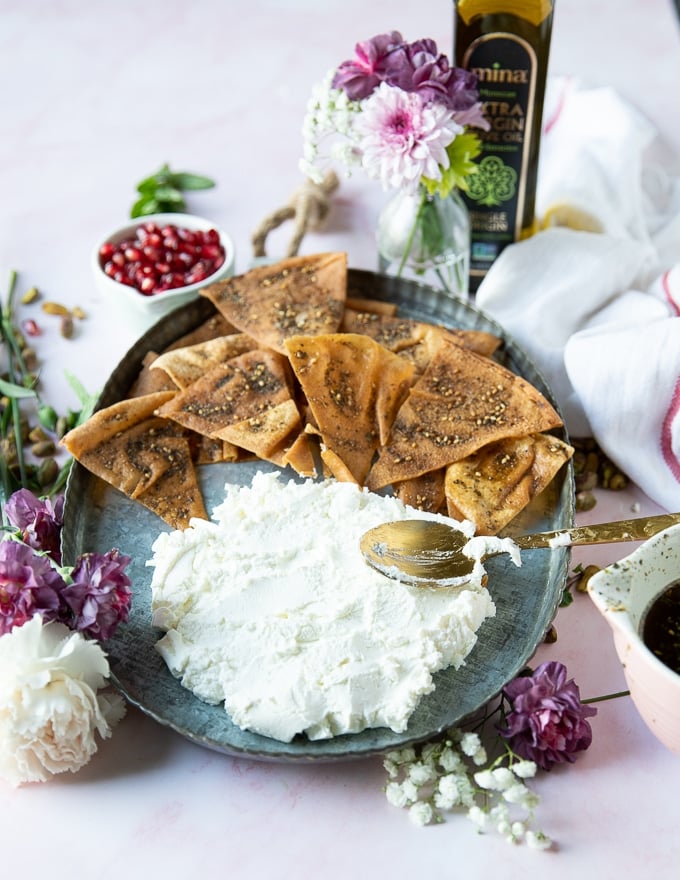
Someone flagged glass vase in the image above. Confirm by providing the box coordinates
[376,186,470,299]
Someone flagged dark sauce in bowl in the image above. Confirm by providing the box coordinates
[642,581,680,675]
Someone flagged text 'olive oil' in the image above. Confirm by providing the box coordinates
[453,0,555,292]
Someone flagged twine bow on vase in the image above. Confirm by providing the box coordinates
[250,170,339,261]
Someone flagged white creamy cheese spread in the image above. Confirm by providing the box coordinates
[148,471,504,743]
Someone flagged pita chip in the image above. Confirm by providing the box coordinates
[150,333,257,389]
[393,468,446,514]
[366,340,563,490]
[61,391,207,528]
[156,349,294,439]
[200,252,347,354]
[444,433,574,535]
[216,398,302,461]
[285,332,415,485]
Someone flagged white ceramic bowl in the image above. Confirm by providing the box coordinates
[91,212,235,329]
[588,524,680,755]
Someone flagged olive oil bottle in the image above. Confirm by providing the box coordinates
[453,0,555,291]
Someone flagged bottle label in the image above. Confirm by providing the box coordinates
[461,33,538,280]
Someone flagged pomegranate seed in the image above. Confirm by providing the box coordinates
[99,221,225,296]
[99,242,116,260]
[22,318,41,336]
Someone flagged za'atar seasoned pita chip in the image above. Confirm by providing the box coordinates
[366,340,563,490]
[341,309,501,358]
[444,433,574,535]
[285,332,414,485]
[215,398,302,462]
[393,468,447,514]
[200,252,347,355]
[150,333,257,389]
[61,391,207,528]
[155,349,295,440]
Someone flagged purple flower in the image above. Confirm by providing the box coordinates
[498,661,597,771]
[5,489,64,564]
[61,549,132,641]
[332,31,404,100]
[384,39,482,113]
[0,540,67,635]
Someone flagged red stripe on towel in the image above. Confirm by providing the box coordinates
[661,374,680,483]
[662,270,680,316]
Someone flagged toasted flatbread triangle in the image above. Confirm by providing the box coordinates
[216,399,302,460]
[150,333,257,389]
[281,430,318,478]
[444,433,574,535]
[128,352,178,398]
[156,349,293,438]
[393,468,446,514]
[366,340,563,490]
[341,310,501,357]
[200,252,347,354]
[61,392,207,528]
[285,333,415,485]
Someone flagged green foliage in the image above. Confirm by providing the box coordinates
[130,163,216,218]
[422,131,483,200]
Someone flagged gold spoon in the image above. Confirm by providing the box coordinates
[360,513,680,586]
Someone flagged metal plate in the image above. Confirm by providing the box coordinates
[61,269,574,762]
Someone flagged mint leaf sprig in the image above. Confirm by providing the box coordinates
[131,163,216,218]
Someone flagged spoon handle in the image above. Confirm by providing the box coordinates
[513,512,680,550]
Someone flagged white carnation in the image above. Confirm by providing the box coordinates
[0,616,125,786]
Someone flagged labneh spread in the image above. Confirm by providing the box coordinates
[148,471,499,742]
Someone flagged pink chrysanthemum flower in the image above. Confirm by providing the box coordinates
[356,82,462,192]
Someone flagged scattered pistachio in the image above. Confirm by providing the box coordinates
[571,437,629,509]
[60,314,75,338]
[55,414,70,439]
[71,305,87,320]
[21,285,40,305]
[41,300,70,316]
[575,564,600,593]
[21,346,38,371]
[28,425,49,443]
[31,439,56,458]
[544,624,558,644]
[37,458,60,487]
[575,490,597,512]
[2,273,96,499]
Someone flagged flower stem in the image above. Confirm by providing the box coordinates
[396,189,428,277]
[582,690,630,704]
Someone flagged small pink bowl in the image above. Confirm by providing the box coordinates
[588,525,680,755]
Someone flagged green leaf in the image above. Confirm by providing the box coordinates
[169,172,216,191]
[559,587,574,608]
[422,131,483,200]
[152,185,186,204]
[0,377,37,399]
[131,196,162,218]
[64,371,99,422]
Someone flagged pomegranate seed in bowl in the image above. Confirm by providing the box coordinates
[98,221,226,296]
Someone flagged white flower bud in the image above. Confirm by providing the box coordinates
[385,781,410,808]
[408,800,434,826]
[512,759,537,779]
[407,761,435,786]
[526,830,552,851]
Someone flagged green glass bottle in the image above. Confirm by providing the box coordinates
[453,0,555,292]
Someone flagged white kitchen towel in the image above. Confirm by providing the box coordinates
[475,77,680,512]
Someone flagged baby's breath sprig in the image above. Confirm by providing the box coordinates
[383,727,551,849]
